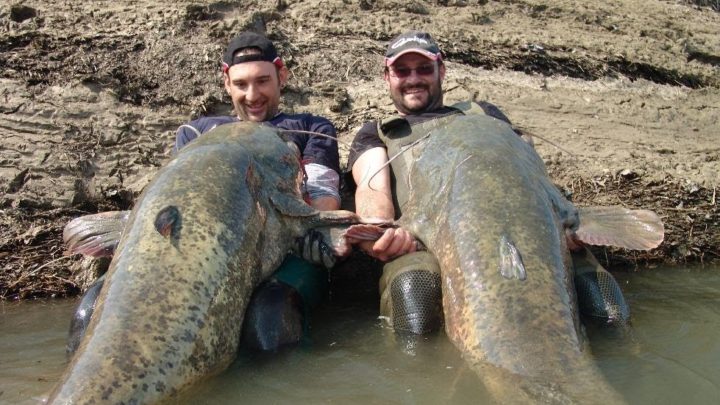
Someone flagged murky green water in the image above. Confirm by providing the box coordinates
[2,264,719,404]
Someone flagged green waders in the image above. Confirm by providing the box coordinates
[241,254,328,351]
[379,251,443,334]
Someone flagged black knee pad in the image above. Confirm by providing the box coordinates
[573,249,630,326]
[67,275,105,355]
[241,280,304,352]
[380,251,443,335]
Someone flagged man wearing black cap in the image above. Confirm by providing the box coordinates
[175,31,342,350]
[176,31,340,212]
[347,30,630,335]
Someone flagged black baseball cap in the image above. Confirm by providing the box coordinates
[222,31,283,71]
[385,30,442,66]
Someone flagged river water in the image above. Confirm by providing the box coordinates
[1,264,719,404]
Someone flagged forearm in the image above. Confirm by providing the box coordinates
[354,186,395,220]
[354,187,397,260]
[351,147,416,261]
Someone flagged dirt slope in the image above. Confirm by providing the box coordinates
[1,0,718,299]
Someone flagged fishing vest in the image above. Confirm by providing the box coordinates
[376,101,491,217]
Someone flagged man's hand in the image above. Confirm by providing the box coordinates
[565,228,584,252]
[295,229,337,269]
[357,227,417,262]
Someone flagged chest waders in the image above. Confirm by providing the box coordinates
[375,106,470,334]
[373,101,628,334]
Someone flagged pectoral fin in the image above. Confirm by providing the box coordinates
[576,206,664,250]
[63,210,130,257]
[342,224,389,242]
[309,227,353,259]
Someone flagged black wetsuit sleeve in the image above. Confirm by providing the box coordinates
[302,117,341,174]
[347,121,384,171]
[174,125,199,153]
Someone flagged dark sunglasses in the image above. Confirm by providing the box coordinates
[387,64,436,78]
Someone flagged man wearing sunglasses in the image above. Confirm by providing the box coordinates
[348,31,629,335]
[347,31,509,335]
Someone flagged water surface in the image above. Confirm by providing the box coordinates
[1,264,718,404]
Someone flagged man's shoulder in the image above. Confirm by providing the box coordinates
[185,116,238,133]
[273,112,334,131]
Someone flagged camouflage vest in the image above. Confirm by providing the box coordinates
[377,101,490,217]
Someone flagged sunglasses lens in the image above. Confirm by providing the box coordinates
[389,65,435,78]
[416,65,435,75]
[392,67,411,78]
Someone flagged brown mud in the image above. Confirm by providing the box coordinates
[1,0,718,300]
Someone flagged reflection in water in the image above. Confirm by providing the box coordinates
[1,265,719,404]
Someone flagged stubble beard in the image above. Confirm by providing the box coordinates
[398,83,442,114]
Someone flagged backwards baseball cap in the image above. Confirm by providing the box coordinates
[222,31,283,71]
[385,30,442,66]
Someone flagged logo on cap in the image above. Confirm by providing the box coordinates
[390,35,430,50]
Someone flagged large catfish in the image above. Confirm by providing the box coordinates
[48,122,362,404]
[351,113,661,404]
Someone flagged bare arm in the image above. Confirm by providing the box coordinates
[352,147,416,261]
[353,147,394,219]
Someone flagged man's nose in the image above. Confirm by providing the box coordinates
[245,84,259,101]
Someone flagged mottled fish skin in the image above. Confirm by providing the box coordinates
[48,122,359,404]
[399,115,624,404]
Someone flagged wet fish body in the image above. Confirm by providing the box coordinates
[48,123,359,404]
[398,115,626,403]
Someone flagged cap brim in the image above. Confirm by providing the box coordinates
[385,49,440,66]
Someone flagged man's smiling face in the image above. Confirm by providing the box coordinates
[384,52,445,115]
[224,58,287,122]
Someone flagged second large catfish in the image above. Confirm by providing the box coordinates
[364,113,662,403]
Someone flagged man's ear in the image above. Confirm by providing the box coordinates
[383,68,390,84]
[438,62,446,82]
[278,66,289,87]
[223,71,232,94]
